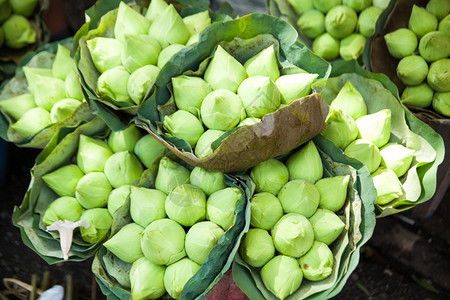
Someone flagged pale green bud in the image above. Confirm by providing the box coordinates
[239,228,275,267]
[312,32,340,60]
[343,0,371,12]
[0,0,11,23]
[309,208,345,245]
[65,71,84,100]
[355,109,391,148]
[50,98,82,123]
[155,157,190,194]
[321,109,359,150]
[104,151,144,188]
[189,167,226,196]
[108,124,142,153]
[77,135,113,173]
[419,31,450,63]
[250,158,289,196]
[165,184,206,227]
[0,93,36,120]
[330,81,367,120]
[238,76,281,118]
[164,258,201,299]
[52,44,76,81]
[185,221,224,265]
[145,0,169,23]
[372,167,404,205]
[148,4,190,48]
[157,44,186,69]
[427,58,450,92]
[9,0,38,17]
[438,15,450,33]
[121,34,161,73]
[163,110,204,147]
[314,0,340,13]
[238,117,261,127]
[401,83,435,108]
[114,2,150,42]
[297,9,325,39]
[409,5,438,38]
[275,73,319,104]
[278,179,320,217]
[316,175,350,212]
[432,91,450,117]
[243,45,280,81]
[250,192,283,230]
[86,37,123,73]
[2,14,36,48]
[288,0,314,15]
[75,172,112,209]
[325,6,358,39]
[128,64,160,105]
[10,107,51,136]
[287,140,323,183]
[79,208,113,244]
[339,33,366,60]
[24,67,66,110]
[107,185,130,216]
[384,28,418,59]
[206,187,242,230]
[42,164,84,197]
[298,241,333,281]
[201,89,245,130]
[380,143,415,177]
[134,134,169,168]
[103,223,144,263]
[194,129,225,159]
[426,0,450,21]
[130,257,166,300]
[172,75,212,111]
[396,55,428,86]
[373,0,389,9]
[183,10,211,36]
[97,66,132,104]
[42,196,84,226]
[130,186,166,227]
[344,139,381,173]
[358,6,383,38]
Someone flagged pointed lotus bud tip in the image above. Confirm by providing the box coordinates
[128,64,160,105]
[316,175,350,212]
[278,180,320,218]
[372,167,404,205]
[107,124,142,153]
[76,134,113,173]
[396,55,429,86]
[401,83,435,109]
[321,108,359,149]
[427,58,450,92]
[409,5,438,38]
[287,140,323,183]
[97,66,132,104]
[238,76,281,118]
[79,208,112,244]
[42,164,84,197]
[155,157,190,194]
[244,45,280,81]
[165,184,206,227]
[358,6,383,38]
[380,143,415,177]
[133,134,169,169]
[121,34,161,73]
[0,93,36,121]
[275,73,318,104]
[130,186,167,227]
[330,81,367,120]
[148,4,190,48]
[355,109,391,148]
[103,223,144,263]
[114,2,150,42]
[86,37,123,73]
[344,139,381,174]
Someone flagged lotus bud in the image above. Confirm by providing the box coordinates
[204,45,248,92]
[0,0,11,23]
[278,179,320,217]
[237,76,281,118]
[373,0,389,9]
[130,257,166,300]
[426,0,450,21]
[298,241,333,281]
[239,117,261,127]
[314,0,340,13]
[325,6,358,39]
[114,2,150,42]
[46,219,89,260]
[164,258,201,299]
[0,93,36,120]
[145,0,169,23]
[321,109,359,149]
[239,228,275,267]
[103,223,144,263]
[309,208,345,245]
[189,167,226,196]
[339,33,366,60]
[97,66,132,104]
[380,143,415,177]
[121,34,161,73]
[155,157,190,194]
[42,196,84,226]
[50,98,82,123]
[65,71,84,100]
[130,186,166,227]
[408,5,438,38]
[165,184,206,227]
[134,134,169,168]
[128,64,160,105]
[206,187,242,230]
[330,81,367,120]
[271,213,314,257]
[194,129,225,159]
[312,32,340,60]
[288,0,314,15]
[275,73,319,104]
[75,172,112,209]
[183,10,211,36]
[77,135,113,173]
[343,0,371,12]
[10,107,51,137]
[396,55,428,86]
[157,44,186,69]
[250,192,284,230]
[86,37,123,73]
[108,124,142,153]
[201,89,245,130]
[42,164,84,197]
[185,221,224,265]
[52,44,76,80]
[420,31,450,63]
[261,255,303,300]
[163,110,204,147]
[243,45,280,81]
[358,6,383,38]
[141,218,186,265]
[287,140,323,183]
[79,208,113,244]
[148,4,190,48]
[438,15,450,33]
[9,0,38,17]
[250,159,289,196]
[432,91,450,117]
[297,10,325,39]
[384,28,418,59]
[107,185,131,216]
[23,67,66,110]
[372,167,404,204]
[172,75,212,111]
[427,59,450,92]
[401,83,435,108]
[104,151,144,188]
[2,14,36,48]
[316,175,350,212]
[355,109,391,148]
[344,139,381,173]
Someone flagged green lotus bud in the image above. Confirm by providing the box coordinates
[330,81,367,120]
[201,89,245,130]
[261,255,303,300]
[384,28,418,59]
[86,37,123,73]
[134,134,169,168]
[183,10,211,36]
[438,15,450,33]
[130,257,166,300]
[238,76,281,118]
[164,258,201,299]
[315,175,350,212]
[298,241,333,281]
[358,6,383,38]
[0,93,36,120]
[312,32,340,60]
[250,192,283,230]
[355,109,391,148]
[373,0,389,9]
[65,71,84,100]
[309,208,345,245]
[79,208,113,244]
[339,33,366,60]
[104,151,144,188]
[76,135,113,173]
[130,186,166,227]
[372,167,404,204]
[250,159,289,196]
[271,213,314,257]
[128,64,160,105]
[185,221,224,265]
[426,0,450,21]
[325,6,358,39]
[0,0,11,23]
[24,66,53,77]
[97,66,132,104]
[75,172,112,209]
[42,164,84,197]
[42,196,84,226]
[380,143,415,177]
[9,0,38,17]
[401,83,435,108]
[428,58,450,92]
[288,0,314,15]
[121,34,161,73]
[145,0,169,23]
[10,107,51,136]
[52,45,76,80]
[275,73,319,104]
[2,14,36,48]
[155,157,190,194]
[432,91,450,117]
[107,185,130,216]
[206,187,242,230]
[239,228,275,268]
[189,167,226,196]
[321,109,359,150]
[297,9,325,39]
[114,2,150,42]
[23,67,66,110]
[165,184,206,227]
[287,140,323,183]
[50,98,82,123]
[148,4,190,48]
[239,117,261,126]
[108,124,142,153]
[278,179,320,217]
[396,55,428,86]
[344,139,381,173]
[141,218,186,265]
[194,129,225,159]
[243,45,280,81]
[419,31,450,63]
[163,110,204,147]
[157,44,186,69]
[408,5,438,38]
[204,45,248,92]
[343,0,371,12]
[103,223,144,263]
[172,76,212,111]
[314,0,340,13]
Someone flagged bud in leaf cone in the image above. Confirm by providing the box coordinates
[250,158,289,196]
[189,167,226,196]
[271,213,314,257]
[426,0,450,21]
[243,45,280,81]
[384,28,418,59]
[42,196,84,226]
[298,241,333,281]
[103,223,144,263]
[10,107,51,137]
[288,0,314,15]
[427,59,450,92]
[312,33,340,60]
[2,15,36,48]
[297,10,325,39]
[0,0,11,24]
[420,31,450,63]
[438,15,450,33]
[165,184,206,227]
[130,186,166,227]
[432,92,450,117]
[238,76,281,118]
[75,172,112,209]
[201,89,245,130]
[261,255,303,300]
[104,151,144,188]
[355,109,391,148]
[204,45,248,92]
[97,66,132,104]
[250,192,284,230]
[121,34,161,73]
[314,0,340,13]
[373,0,390,9]
[287,140,323,183]
[108,124,142,153]
[145,0,168,23]
[325,6,358,39]
[141,218,186,265]
[164,258,201,299]
[206,187,242,230]
[52,45,76,80]
[309,208,345,245]
[0,93,36,120]
[86,37,123,73]
[114,2,150,42]
[372,167,404,205]
[155,157,190,194]
[172,75,212,111]
[408,5,438,38]
[148,4,190,48]
[344,139,381,173]
[315,175,350,212]
[42,164,84,197]
[275,73,319,104]
[396,55,428,86]
[65,71,84,100]
[239,117,261,126]
[107,185,131,216]
[278,179,320,218]
[128,64,160,105]
[134,134,169,169]
[330,81,367,120]
[239,228,275,267]
[321,109,359,150]
[339,33,366,60]
[76,135,113,173]
[24,67,66,111]
[380,143,415,177]
[183,10,211,36]
[194,129,225,159]
[185,221,224,265]
[401,83,435,108]
[79,208,113,244]
[130,257,166,300]
[157,44,186,69]
[343,0,371,12]
[358,6,383,38]
[50,98,82,123]
[163,110,204,147]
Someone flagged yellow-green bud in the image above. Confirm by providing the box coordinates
[172,75,212,111]
[130,257,166,300]
[344,139,381,173]
[76,135,113,173]
[134,134,169,169]
[401,83,435,108]
[50,98,82,123]
[371,167,404,205]
[206,187,242,230]
[297,9,325,39]
[238,76,280,118]
[114,2,150,42]
[298,241,333,281]
[163,110,204,147]
[309,208,345,245]
[86,37,123,73]
[157,44,186,69]
[9,0,38,17]
[343,0,371,12]
[75,172,112,209]
[79,208,113,244]
[426,0,450,21]
[2,14,36,48]
[0,0,11,23]
[194,129,225,159]
[42,164,84,197]
[315,175,350,212]
[409,5,438,38]
[380,143,415,177]
[418,31,450,63]
[104,151,144,188]
[201,89,245,130]
[396,55,429,86]
[130,186,166,228]
[183,10,211,36]
[65,71,84,100]
[189,167,227,196]
[288,0,314,15]
[103,223,144,263]
[243,45,280,81]
[165,184,206,227]
[239,228,275,267]
[108,124,142,153]
[164,258,200,299]
[384,28,418,59]
[339,33,366,60]
[185,221,224,265]
[321,109,359,150]
[278,179,320,217]
[145,0,168,23]
[330,81,367,120]
[10,107,51,137]
[356,109,391,148]
[155,157,190,194]
[107,185,130,216]
[42,196,84,226]
[427,58,450,92]
[0,93,36,120]
[358,6,383,38]
[275,73,318,104]
[313,32,340,60]
[432,91,450,117]
[97,66,132,104]
[52,44,76,80]
[121,34,161,73]
[287,140,323,183]
[325,5,358,39]
[128,64,160,105]
[314,0,340,13]
[148,4,190,48]
[250,192,284,230]
[250,159,289,196]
